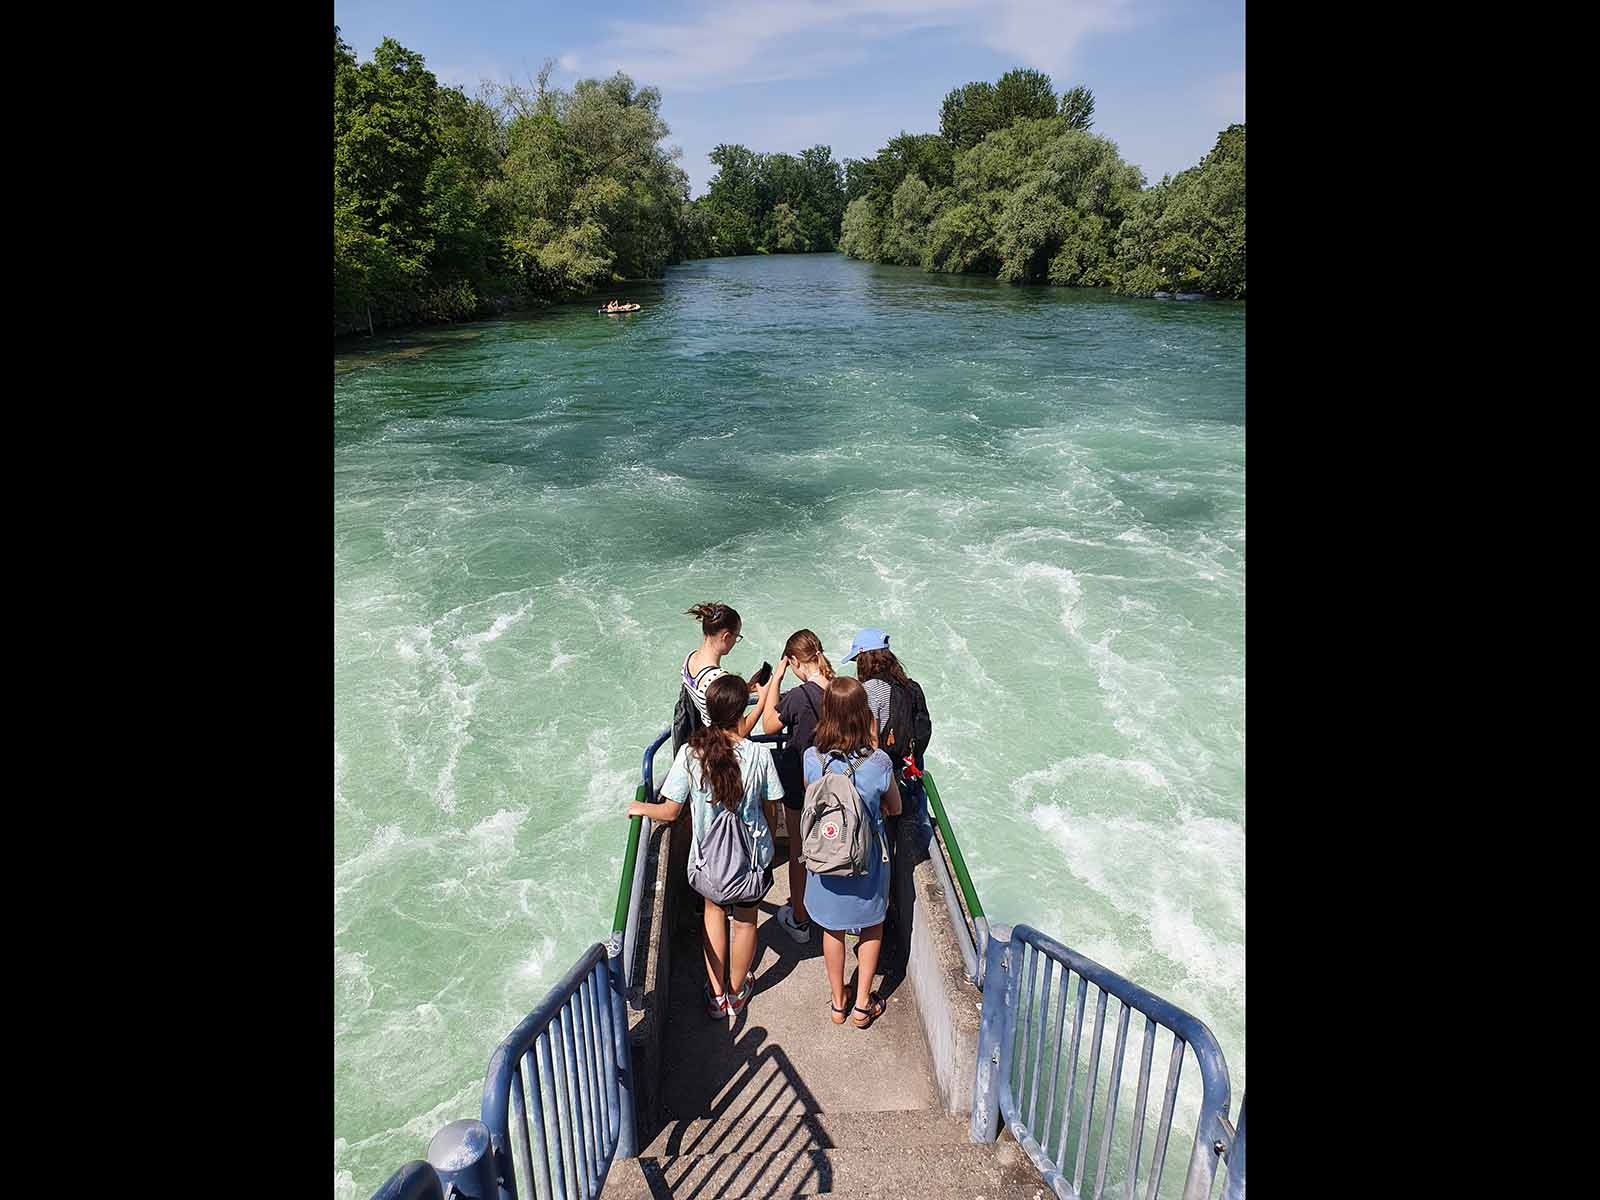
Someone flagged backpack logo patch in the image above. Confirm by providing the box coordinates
[822,821,839,840]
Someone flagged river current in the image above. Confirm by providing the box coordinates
[334,253,1244,1198]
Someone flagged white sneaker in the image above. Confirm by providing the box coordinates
[774,904,811,943]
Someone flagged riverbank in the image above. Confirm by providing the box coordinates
[334,287,550,340]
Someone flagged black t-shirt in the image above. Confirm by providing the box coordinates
[773,681,825,805]
[778,681,825,754]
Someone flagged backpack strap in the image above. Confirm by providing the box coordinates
[823,749,857,780]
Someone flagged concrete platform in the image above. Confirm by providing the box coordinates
[615,823,1008,1197]
[658,841,938,1122]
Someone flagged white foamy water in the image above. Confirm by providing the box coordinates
[335,255,1243,1197]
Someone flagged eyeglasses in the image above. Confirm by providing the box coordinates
[733,633,744,643]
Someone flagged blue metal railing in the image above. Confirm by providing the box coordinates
[1220,1096,1245,1200]
[368,1162,445,1200]
[481,942,637,1200]
[972,923,1236,1200]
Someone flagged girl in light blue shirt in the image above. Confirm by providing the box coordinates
[630,669,787,1020]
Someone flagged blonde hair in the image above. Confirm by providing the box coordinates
[783,629,835,680]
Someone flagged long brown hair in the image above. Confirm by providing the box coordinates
[688,673,747,811]
[812,676,876,759]
[782,629,835,681]
[686,602,741,638]
[853,647,912,689]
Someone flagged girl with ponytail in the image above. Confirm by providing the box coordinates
[629,670,788,1021]
[674,602,780,756]
[759,630,836,942]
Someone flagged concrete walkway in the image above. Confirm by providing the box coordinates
[610,840,1035,1198]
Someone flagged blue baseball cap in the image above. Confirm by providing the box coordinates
[845,628,891,661]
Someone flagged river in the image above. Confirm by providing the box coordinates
[334,253,1244,1198]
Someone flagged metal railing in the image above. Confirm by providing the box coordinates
[368,1162,445,1200]
[618,727,674,999]
[921,770,990,985]
[972,923,1236,1200]
[480,942,637,1200]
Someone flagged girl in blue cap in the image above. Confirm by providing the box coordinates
[845,628,933,812]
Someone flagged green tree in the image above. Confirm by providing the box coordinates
[1058,85,1096,131]
[839,196,883,261]
[940,81,997,150]
[926,201,998,274]
[697,141,845,256]
[992,68,1059,126]
[883,175,939,266]
[940,69,1066,150]
[766,202,807,252]
[489,65,689,293]
[1114,124,1245,297]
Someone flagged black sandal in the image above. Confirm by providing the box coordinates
[851,992,886,1029]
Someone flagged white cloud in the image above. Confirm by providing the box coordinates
[558,51,581,73]
[976,0,1136,73]
[584,0,1136,93]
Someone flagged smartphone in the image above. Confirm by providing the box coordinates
[750,661,773,687]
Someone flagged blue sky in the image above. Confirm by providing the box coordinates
[333,1,1244,197]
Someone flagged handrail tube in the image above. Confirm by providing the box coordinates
[922,772,985,918]
[1221,1094,1245,1200]
[970,923,1012,1142]
[619,808,648,990]
[620,726,671,991]
[606,950,636,1159]
[640,727,671,801]
[368,1162,444,1200]
[924,770,990,982]
[612,809,643,938]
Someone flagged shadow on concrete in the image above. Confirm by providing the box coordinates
[643,1032,832,1200]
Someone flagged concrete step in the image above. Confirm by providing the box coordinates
[644,1108,970,1158]
[605,1140,1035,1198]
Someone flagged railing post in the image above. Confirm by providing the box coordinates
[368,1161,445,1200]
[970,922,1013,1143]
[428,1119,499,1200]
[1221,1094,1246,1200]
[606,940,638,1159]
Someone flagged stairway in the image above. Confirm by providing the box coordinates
[608,839,1035,1198]
[607,1109,1040,1198]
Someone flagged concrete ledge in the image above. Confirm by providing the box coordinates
[890,817,982,1118]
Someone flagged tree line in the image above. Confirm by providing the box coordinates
[334,32,853,335]
[334,36,1244,335]
[680,144,847,257]
[837,67,1244,298]
[335,31,703,334]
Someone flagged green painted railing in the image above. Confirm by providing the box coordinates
[923,770,985,920]
[612,797,644,938]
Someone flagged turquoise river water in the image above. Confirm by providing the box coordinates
[334,253,1244,1198]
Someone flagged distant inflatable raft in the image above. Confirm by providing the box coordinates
[599,304,641,314]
